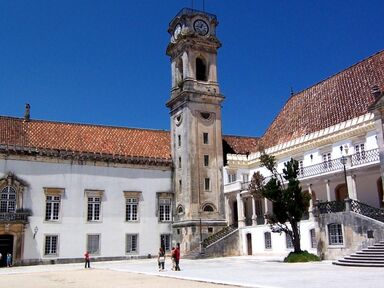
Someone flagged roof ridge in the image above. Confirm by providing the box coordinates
[0,115,170,134]
[223,134,259,139]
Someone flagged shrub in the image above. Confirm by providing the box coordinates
[284,251,320,263]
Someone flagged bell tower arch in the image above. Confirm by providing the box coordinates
[166,8,226,254]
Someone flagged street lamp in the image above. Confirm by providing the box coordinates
[340,155,349,199]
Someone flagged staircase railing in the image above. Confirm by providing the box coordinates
[201,224,237,248]
[317,199,384,223]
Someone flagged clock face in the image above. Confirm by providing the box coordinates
[193,19,209,36]
[173,23,182,40]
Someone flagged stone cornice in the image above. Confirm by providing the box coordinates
[227,113,375,168]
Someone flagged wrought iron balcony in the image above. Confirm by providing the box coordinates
[0,210,31,223]
[351,148,379,166]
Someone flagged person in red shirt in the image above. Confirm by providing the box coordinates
[174,243,181,271]
[84,251,90,268]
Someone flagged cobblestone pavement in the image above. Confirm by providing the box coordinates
[0,256,382,288]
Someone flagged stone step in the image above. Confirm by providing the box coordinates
[333,260,384,267]
[349,254,384,259]
[344,257,384,263]
[362,248,384,252]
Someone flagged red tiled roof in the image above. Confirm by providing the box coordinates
[0,116,259,161]
[0,117,171,160]
[260,50,384,148]
[222,135,260,154]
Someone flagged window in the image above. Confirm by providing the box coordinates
[322,152,332,169]
[204,178,210,191]
[87,234,100,254]
[179,180,182,192]
[178,135,181,147]
[0,186,16,213]
[126,198,138,221]
[126,234,138,253]
[203,204,214,212]
[159,198,171,222]
[204,155,209,167]
[203,132,209,144]
[286,233,293,249]
[45,195,61,221]
[328,223,343,245]
[242,174,249,183]
[160,234,171,251]
[177,205,184,214]
[208,227,214,233]
[310,229,317,248]
[298,160,304,176]
[355,143,365,160]
[264,232,272,249]
[87,197,101,221]
[196,57,207,81]
[44,235,58,255]
[228,173,237,183]
[178,156,182,168]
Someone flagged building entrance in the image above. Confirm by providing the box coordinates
[0,235,13,267]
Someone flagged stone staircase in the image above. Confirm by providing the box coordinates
[183,225,238,259]
[334,241,384,267]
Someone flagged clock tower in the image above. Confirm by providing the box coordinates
[166,8,226,254]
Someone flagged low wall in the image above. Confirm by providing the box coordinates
[203,230,240,257]
[317,211,384,259]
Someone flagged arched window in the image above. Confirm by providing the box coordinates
[202,204,214,212]
[177,205,184,214]
[196,57,207,81]
[0,186,16,213]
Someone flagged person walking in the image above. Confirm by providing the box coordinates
[157,247,165,271]
[84,251,91,268]
[171,247,176,270]
[6,253,12,267]
[174,243,181,271]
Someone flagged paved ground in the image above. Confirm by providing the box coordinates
[0,256,382,288]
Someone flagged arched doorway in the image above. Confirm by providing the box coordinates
[377,178,384,208]
[246,233,252,255]
[0,235,13,267]
[335,184,348,202]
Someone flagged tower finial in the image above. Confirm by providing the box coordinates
[24,103,31,121]
[290,87,294,96]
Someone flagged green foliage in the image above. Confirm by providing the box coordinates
[249,153,311,253]
[284,251,320,263]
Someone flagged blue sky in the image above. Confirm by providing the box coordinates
[1,0,383,137]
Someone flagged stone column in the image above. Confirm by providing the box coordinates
[307,184,314,219]
[264,198,269,224]
[236,193,245,228]
[347,174,357,200]
[325,179,331,201]
[251,195,257,226]
[224,196,231,225]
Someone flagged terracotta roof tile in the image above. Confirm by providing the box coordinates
[222,135,260,154]
[0,117,171,160]
[260,50,384,148]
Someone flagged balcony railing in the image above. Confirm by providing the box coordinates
[298,158,344,178]
[0,211,31,223]
[351,148,379,166]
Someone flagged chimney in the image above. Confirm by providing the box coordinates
[24,103,30,121]
[371,85,382,99]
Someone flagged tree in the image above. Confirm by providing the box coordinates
[249,153,311,253]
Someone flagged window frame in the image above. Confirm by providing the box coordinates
[203,132,209,144]
[204,155,209,167]
[126,234,138,254]
[328,223,344,246]
[160,234,172,252]
[204,177,211,191]
[126,197,139,222]
[0,186,16,213]
[44,234,59,256]
[285,233,293,249]
[86,234,101,255]
[264,232,272,249]
[159,198,172,222]
[310,228,317,249]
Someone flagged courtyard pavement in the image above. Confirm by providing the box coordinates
[0,256,382,288]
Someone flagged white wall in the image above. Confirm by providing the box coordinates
[0,158,172,261]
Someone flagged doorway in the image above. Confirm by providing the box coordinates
[335,184,348,202]
[246,233,252,255]
[0,235,13,267]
